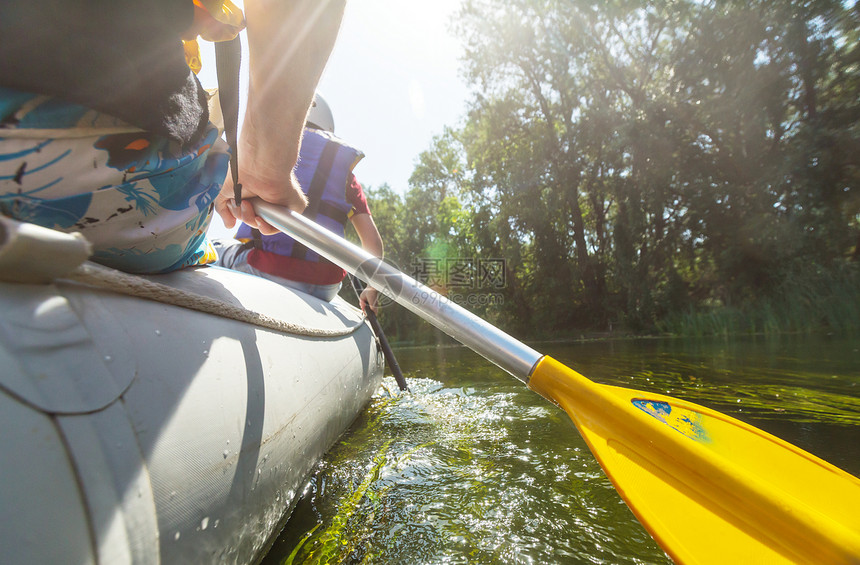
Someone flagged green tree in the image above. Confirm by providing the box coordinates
[373,0,860,341]
[448,0,860,334]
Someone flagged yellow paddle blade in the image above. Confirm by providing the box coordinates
[528,356,860,565]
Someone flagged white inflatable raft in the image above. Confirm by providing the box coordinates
[0,218,384,564]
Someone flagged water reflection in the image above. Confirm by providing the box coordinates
[263,335,859,564]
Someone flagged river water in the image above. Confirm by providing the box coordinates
[262,334,860,564]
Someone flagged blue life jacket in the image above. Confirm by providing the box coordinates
[236,127,363,261]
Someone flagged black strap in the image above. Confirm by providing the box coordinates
[303,140,339,219]
[214,36,243,206]
[290,140,339,260]
[317,201,350,226]
[239,228,263,251]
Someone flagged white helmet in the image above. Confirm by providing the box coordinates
[306,94,335,133]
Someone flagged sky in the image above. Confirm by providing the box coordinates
[201,0,471,239]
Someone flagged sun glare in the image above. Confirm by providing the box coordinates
[409,79,427,121]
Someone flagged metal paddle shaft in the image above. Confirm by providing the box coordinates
[254,200,542,382]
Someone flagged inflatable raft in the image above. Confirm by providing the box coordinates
[0,218,384,564]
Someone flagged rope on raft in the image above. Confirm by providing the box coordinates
[67,262,366,338]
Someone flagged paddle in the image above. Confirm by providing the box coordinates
[252,200,860,565]
[349,275,408,391]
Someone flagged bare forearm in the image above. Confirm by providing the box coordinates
[242,0,346,181]
[352,213,384,257]
[361,235,384,258]
[215,0,346,230]
[351,213,384,313]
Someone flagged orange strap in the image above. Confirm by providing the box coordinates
[182,0,246,74]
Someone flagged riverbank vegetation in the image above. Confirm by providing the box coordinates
[347,0,860,343]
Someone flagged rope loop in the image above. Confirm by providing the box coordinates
[67,263,365,338]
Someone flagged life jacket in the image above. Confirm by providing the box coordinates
[236,127,364,262]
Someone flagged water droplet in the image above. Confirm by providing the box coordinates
[174,532,181,541]
[201,517,209,530]
[104,355,112,362]
[155,329,162,336]
[203,350,209,355]
[223,450,229,459]
[213,519,220,529]
[169,491,177,499]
